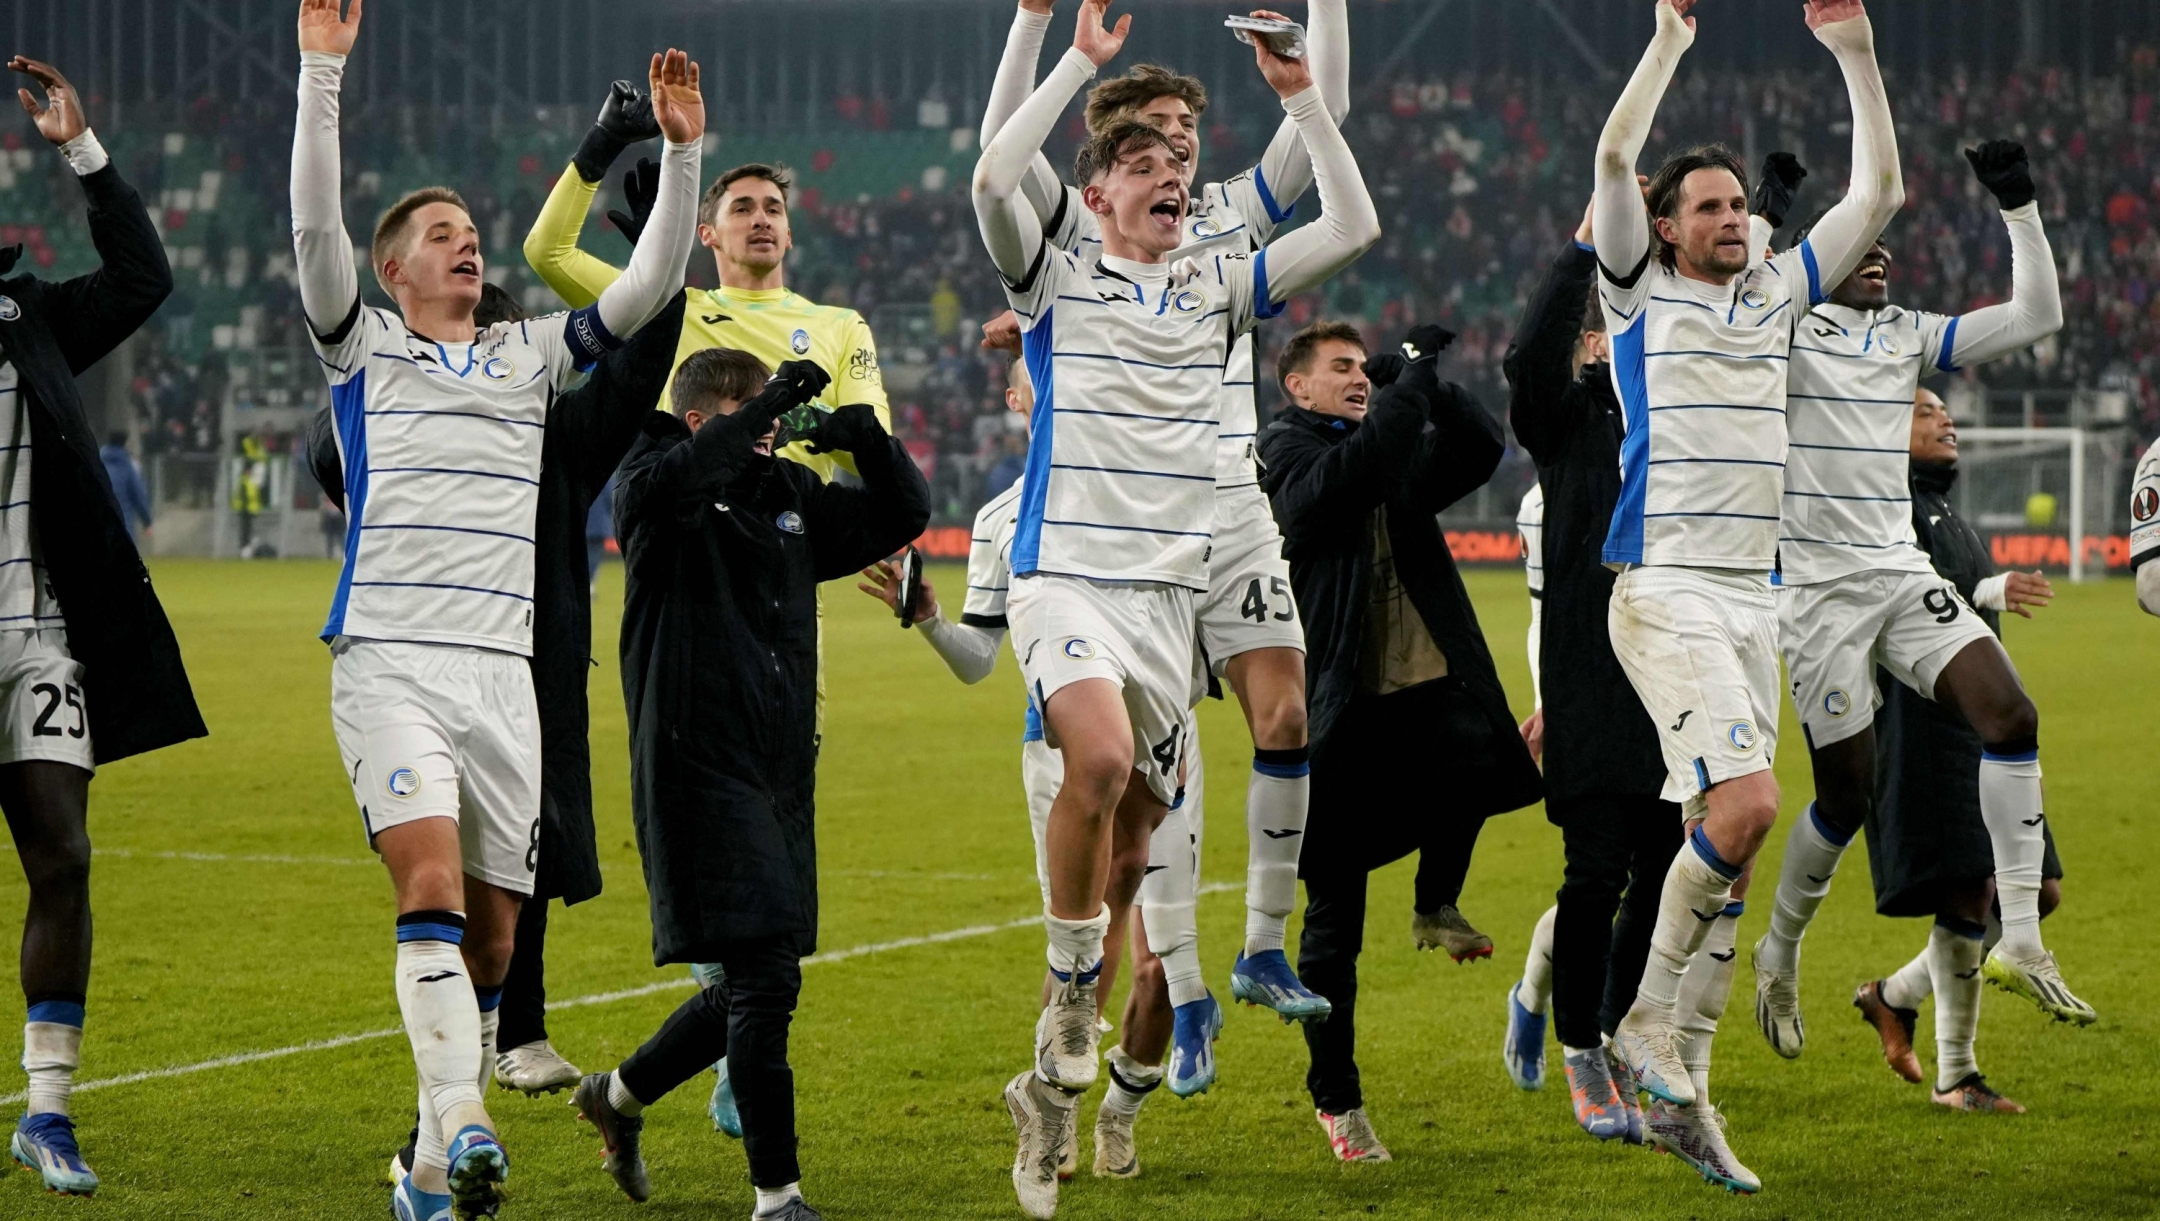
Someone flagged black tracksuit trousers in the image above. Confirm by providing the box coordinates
[1297,866,1372,1114]
[496,897,554,1052]
[618,938,805,1188]
[1548,793,1682,1050]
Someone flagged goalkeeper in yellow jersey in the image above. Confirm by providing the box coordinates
[524,81,890,483]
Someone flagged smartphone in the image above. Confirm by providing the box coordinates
[1225,15,1308,60]
[895,546,925,629]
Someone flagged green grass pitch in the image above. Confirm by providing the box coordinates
[0,559,2154,1219]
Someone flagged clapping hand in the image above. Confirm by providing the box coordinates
[1074,0,1131,69]
[649,49,705,145]
[296,0,363,57]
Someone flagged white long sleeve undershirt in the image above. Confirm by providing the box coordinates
[919,612,1005,685]
[1941,203,2063,367]
[292,52,694,339]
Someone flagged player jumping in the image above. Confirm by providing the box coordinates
[291,2,700,1216]
[980,0,1353,1028]
[1590,0,1901,1194]
[972,0,1377,1212]
[1750,138,2077,1073]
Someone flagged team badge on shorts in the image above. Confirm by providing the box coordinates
[1823,690,1851,717]
[386,767,422,798]
[791,328,812,355]
[0,296,18,322]
[1726,721,1758,752]
[1062,638,1096,660]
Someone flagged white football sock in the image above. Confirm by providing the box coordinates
[475,986,502,1089]
[1927,920,1987,1090]
[22,1002,83,1118]
[1675,904,1741,1106]
[1978,750,2047,959]
[394,918,489,1151]
[1759,803,1850,973]
[1100,1045,1163,1120]
[1517,905,1557,1014]
[1244,749,1310,956]
[1632,831,1738,1018]
[1141,802,1206,1007]
[1881,947,1933,1011]
[1044,905,1111,979]
[753,1181,804,1217]
[608,1068,647,1117]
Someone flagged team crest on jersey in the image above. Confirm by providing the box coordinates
[1878,333,1901,356]
[1824,690,1851,717]
[1171,290,1204,314]
[386,768,421,798]
[791,328,812,355]
[1062,637,1096,660]
[0,296,18,322]
[2135,487,2158,522]
[481,356,514,381]
[1739,288,1769,311]
[1727,721,1758,752]
[775,510,804,535]
[1190,216,1220,239]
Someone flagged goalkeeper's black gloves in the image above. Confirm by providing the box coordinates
[572,80,661,184]
[1965,139,2036,211]
[804,404,887,456]
[608,157,660,249]
[1752,151,1807,229]
[736,360,832,434]
[1363,325,1455,402]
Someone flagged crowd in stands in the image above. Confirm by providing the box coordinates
[8,48,2159,524]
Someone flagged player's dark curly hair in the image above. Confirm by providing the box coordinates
[1276,320,1368,395]
[1085,64,1209,135]
[1644,144,1750,271]
[671,347,773,420]
[1072,121,1178,186]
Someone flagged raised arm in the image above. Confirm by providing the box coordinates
[1235,0,1349,237]
[976,42,1099,283]
[1592,0,1694,279]
[291,0,366,337]
[1787,0,1903,293]
[519,83,662,310]
[979,1,1069,224]
[584,51,701,340]
[1239,42,1379,313]
[798,407,933,582]
[1933,142,2062,370]
[1503,203,1598,461]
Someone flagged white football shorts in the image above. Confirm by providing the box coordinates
[1008,574,1197,806]
[1197,486,1305,672]
[1608,567,1781,818]
[1779,568,1997,751]
[330,639,541,895]
[0,628,94,772]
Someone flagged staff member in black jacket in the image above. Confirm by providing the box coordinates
[310,281,687,1109]
[1259,322,1542,1163]
[1853,387,2061,1115]
[1499,205,1693,1143]
[0,57,204,1197]
[570,352,927,1219]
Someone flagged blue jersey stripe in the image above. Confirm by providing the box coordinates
[349,580,534,603]
[1011,309,1057,575]
[1780,491,1911,503]
[368,466,541,486]
[322,371,370,641]
[1789,441,1907,454]
[1646,404,1785,415]
[1937,316,1962,372]
[1600,315,1651,566]
[1050,408,1215,425]
[1050,351,1226,372]
[1644,350,1789,362]
[1641,511,1780,521]
[1801,239,1822,304]
[1041,519,1213,538]
[1049,464,1214,482]
[1786,393,1916,405]
[364,409,545,429]
[1646,457,1785,467]
[358,523,538,543]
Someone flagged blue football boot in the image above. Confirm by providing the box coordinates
[444,1124,508,1218]
[710,1058,743,1138]
[1228,949,1333,1024]
[1501,982,1548,1090]
[1166,991,1224,1097]
[11,1112,97,1196]
[391,1171,453,1221]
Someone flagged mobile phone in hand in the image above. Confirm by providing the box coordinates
[895,546,925,629]
[1225,15,1308,59]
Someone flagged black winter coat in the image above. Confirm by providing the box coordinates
[0,163,203,763]
[307,295,686,903]
[1258,368,1542,862]
[1503,242,1668,806]
[614,411,928,963]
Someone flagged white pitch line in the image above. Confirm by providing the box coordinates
[0,846,1012,880]
[0,881,1240,1105]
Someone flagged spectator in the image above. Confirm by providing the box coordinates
[98,431,152,544]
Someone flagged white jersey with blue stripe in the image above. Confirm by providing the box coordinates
[0,364,60,631]
[1599,242,1821,570]
[1004,244,1271,591]
[957,480,1042,743]
[1051,165,1295,490]
[2134,435,2160,574]
[1779,301,1956,584]
[1518,482,1545,597]
[314,302,610,655]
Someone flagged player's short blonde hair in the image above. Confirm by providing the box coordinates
[371,186,472,296]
